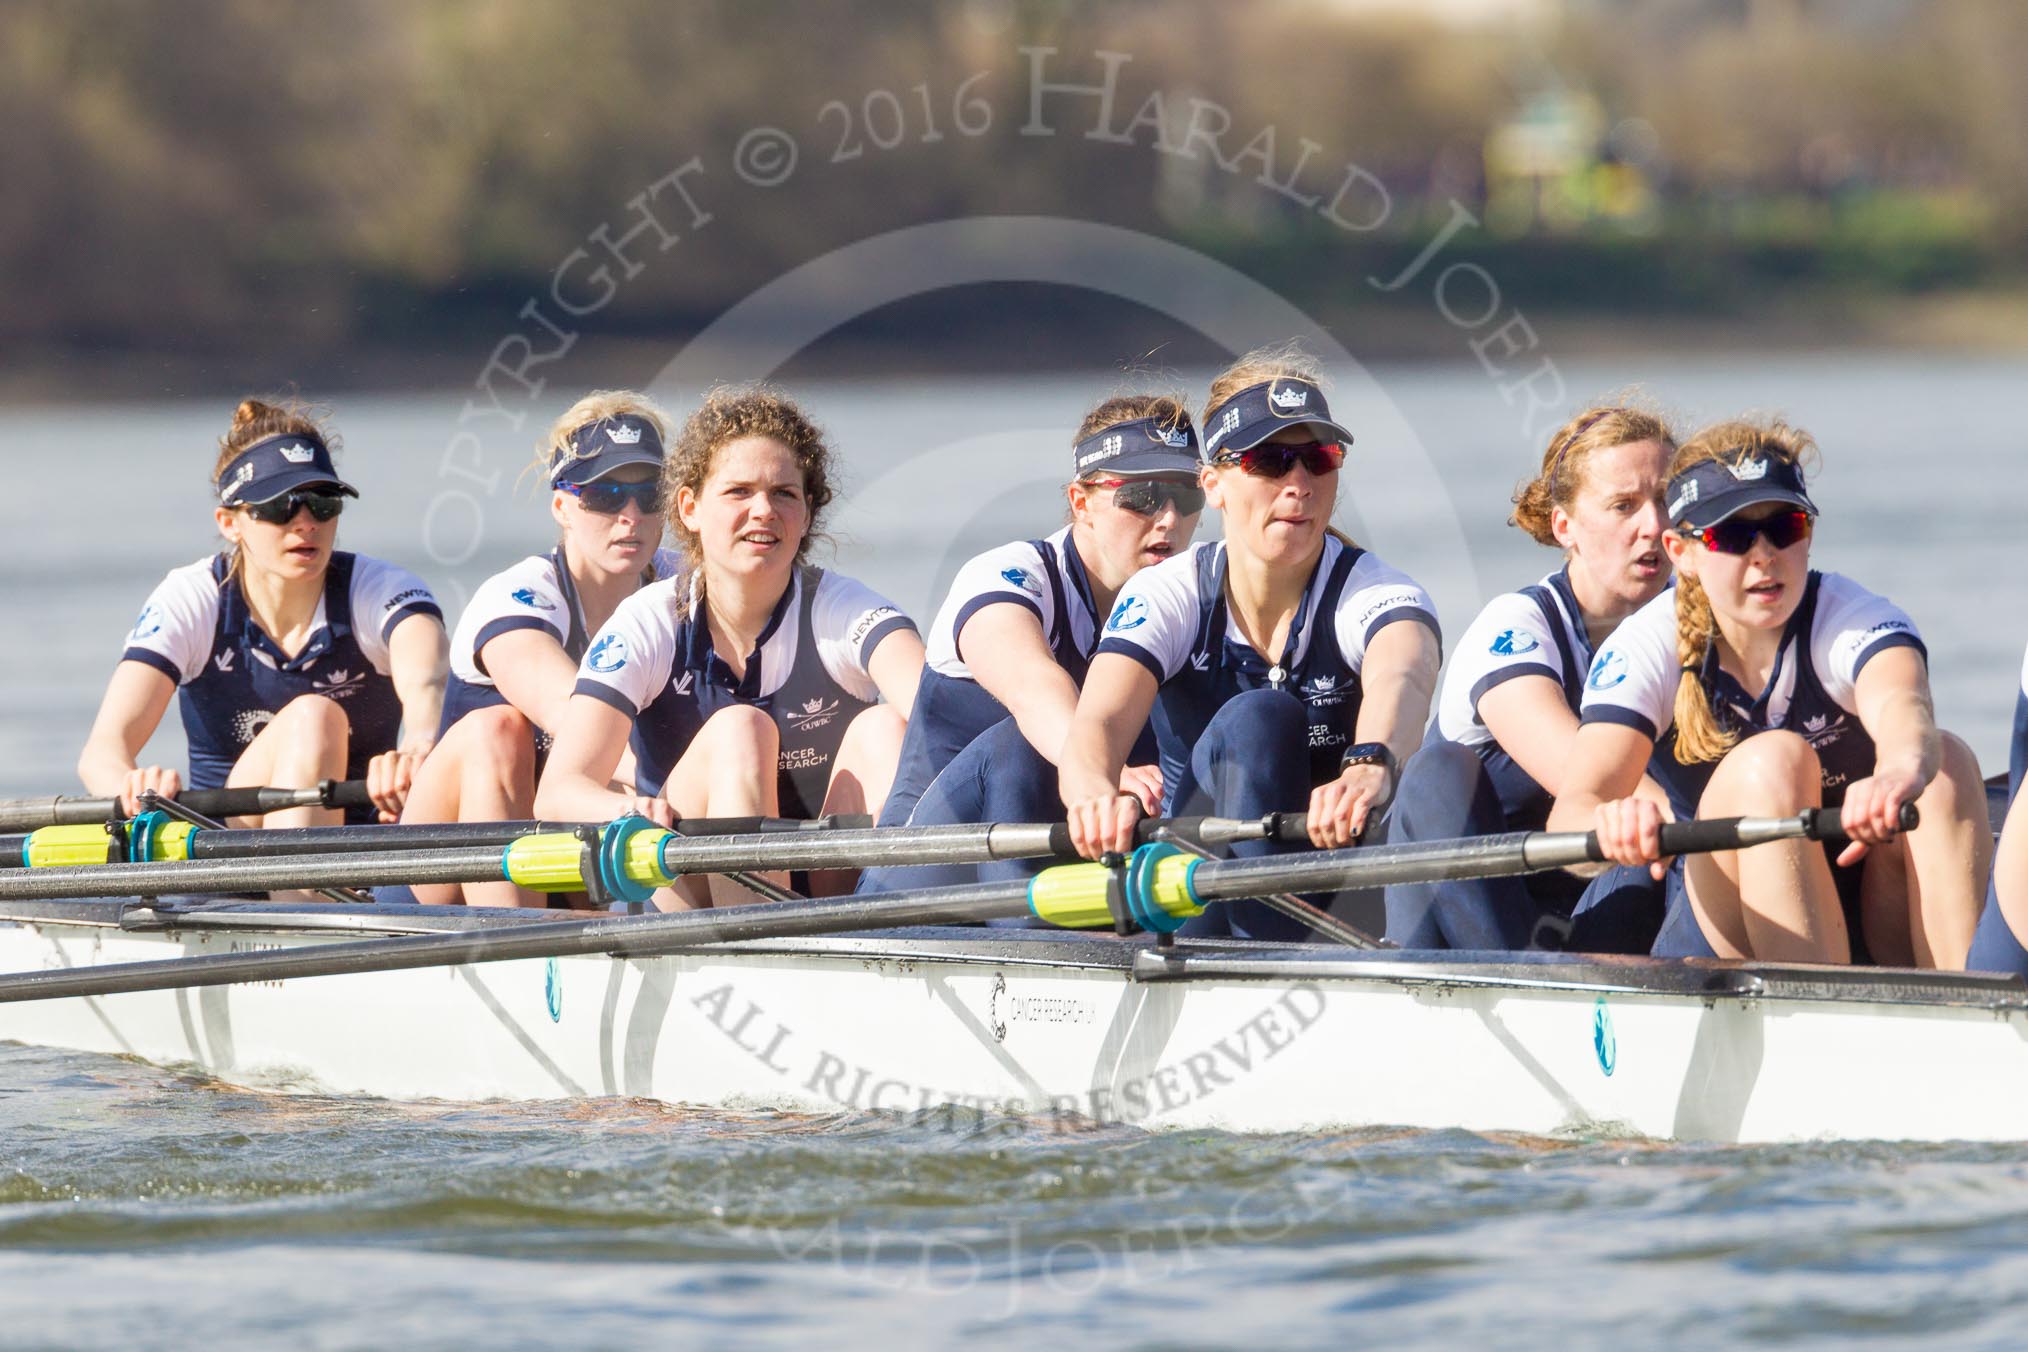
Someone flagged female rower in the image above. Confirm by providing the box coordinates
[78,398,448,829]
[1383,404,1674,952]
[400,391,683,906]
[1962,645,2028,976]
[1057,347,1443,941]
[856,393,1203,893]
[1547,419,1989,966]
[533,387,925,908]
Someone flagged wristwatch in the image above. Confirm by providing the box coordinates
[1340,742,1399,804]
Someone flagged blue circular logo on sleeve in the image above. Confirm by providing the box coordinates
[1105,595,1149,632]
[1000,566,1041,595]
[511,587,557,610]
[1490,628,1540,656]
[1586,649,1629,691]
[587,633,629,673]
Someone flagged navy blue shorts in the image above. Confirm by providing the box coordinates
[1649,840,1870,962]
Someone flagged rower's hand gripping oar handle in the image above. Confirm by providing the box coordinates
[1590,801,1920,863]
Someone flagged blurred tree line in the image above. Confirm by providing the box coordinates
[1,0,2021,371]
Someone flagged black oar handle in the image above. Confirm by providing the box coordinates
[1039,812,1314,856]
[1632,801,1920,861]
[177,779,374,818]
[0,778,373,830]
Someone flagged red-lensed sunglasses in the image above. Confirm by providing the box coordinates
[1681,510,1813,556]
[1211,440,1345,478]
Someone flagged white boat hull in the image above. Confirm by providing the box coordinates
[3,904,2025,1144]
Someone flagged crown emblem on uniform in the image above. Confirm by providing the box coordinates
[606,421,643,445]
[1270,383,1309,410]
[1725,457,1769,481]
[1803,713,1828,733]
[277,442,316,464]
[803,698,824,714]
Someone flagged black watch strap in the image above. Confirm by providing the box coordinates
[1340,742,1399,801]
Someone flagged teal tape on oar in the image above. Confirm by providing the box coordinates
[598,814,661,905]
[1125,842,1199,933]
[128,811,170,865]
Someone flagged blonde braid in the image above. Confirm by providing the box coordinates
[1671,572,1736,764]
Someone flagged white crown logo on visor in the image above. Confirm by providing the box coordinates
[1160,426,1191,449]
[1270,383,1309,411]
[278,443,316,464]
[606,422,643,445]
[1726,457,1770,481]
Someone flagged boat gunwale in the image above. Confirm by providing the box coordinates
[2,898,2024,1013]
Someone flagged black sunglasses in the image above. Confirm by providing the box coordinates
[241,490,346,525]
[561,480,664,514]
[1212,440,1345,479]
[1681,510,1813,556]
[1083,477,1206,517]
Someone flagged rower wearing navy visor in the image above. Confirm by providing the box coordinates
[535,387,925,908]
[856,394,1203,897]
[78,398,448,834]
[1383,404,1675,952]
[1058,346,1442,942]
[1549,419,1989,967]
[399,393,683,906]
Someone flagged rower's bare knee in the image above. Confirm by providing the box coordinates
[838,705,906,762]
[466,703,537,774]
[1919,732,1987,821]
[1708,729,1820,813]
[698,703,779,757]
[274,693,349,740]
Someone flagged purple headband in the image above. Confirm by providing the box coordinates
[1545,410,1613,502]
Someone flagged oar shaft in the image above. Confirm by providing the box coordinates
[2,813,879,867]
[0,814,1297,895]
[0,847,512,900]
[0,807,1918,1005]
[0,780,373,832]
[0,882,1034,1005]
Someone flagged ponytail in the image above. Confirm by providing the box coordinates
[1670,573,1736,764]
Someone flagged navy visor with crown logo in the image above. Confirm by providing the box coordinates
[215,433,358,507]
[550,414,666,485]
[1072,416,1202,477]
[1201,379,1355,460]
[1665,452,1817,530]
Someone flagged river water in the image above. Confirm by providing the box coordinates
[2,353,2026,1345]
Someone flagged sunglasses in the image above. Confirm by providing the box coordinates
[1681,510,1813,555]
[241,490,346,525]
[1083,477,1206,517]
[1212,440,1345,479]
[560,479,664,514]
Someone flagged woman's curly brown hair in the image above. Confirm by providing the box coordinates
[664,385,835,567]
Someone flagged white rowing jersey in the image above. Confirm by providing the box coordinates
[572,567,917,817]
[120,551,440,789]
[1434,567,1592,753]
[924,527,1100,680]
[439,546,682,737]
[1095,536,1438,795]
[1579,571,1923,812]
